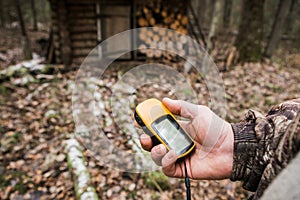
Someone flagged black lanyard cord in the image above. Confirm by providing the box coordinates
[184,159,191,200]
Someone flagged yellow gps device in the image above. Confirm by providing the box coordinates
[134,98,195,158]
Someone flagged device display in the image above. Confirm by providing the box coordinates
[135,98,195,158]
[152,115,194,155]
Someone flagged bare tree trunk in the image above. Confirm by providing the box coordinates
[229,0,243,34]
[264,0,292,58]
[235,0,265,62]
[30,0,38,31]
[207,0,225,51]
[15,0,32,60]
[203,0,214,29]
[0,0,5,27]
[197,0,209,32]
[223,0,232,29]
[283,0,297,36]
[41,0,47,23]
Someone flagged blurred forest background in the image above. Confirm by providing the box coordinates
[0,0,299,199]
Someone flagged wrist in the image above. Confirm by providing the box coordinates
[222,121,234,178]
[230,110,268,192]
[230,120,257,184]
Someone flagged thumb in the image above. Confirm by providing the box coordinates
[162,98,200,119]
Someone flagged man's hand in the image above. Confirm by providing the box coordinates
[139,98,234,180]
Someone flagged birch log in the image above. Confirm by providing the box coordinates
[66,138,99,200]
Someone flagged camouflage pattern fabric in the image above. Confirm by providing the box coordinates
[230,98,300,199]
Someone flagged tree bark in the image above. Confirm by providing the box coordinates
[15,0,32,60]
[203,0,214,29]
[229,0,243,34]
[30,0,38,31]
[264,0,292,58]
[207,0,225,51]
[283,0,297,36]
[0,0,5,28]
[197,0,206,26]
[235,0,265,62]
[223,0,232,29]
[41,0,47,23]
[66,138,99,200]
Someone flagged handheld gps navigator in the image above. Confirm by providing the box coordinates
[134,98,195,158]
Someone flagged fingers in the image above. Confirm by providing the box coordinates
[146,141,178,177]
[140,134,176,169]
[161,150,177,176]
[151,144,167,166]
[150,145,178,173]
[140,133,178,170]
[162,98,200,119]
[139,134,153,151]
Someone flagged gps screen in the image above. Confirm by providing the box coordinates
[152,115,193,155]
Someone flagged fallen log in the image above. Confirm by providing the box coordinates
[66,138,99,200]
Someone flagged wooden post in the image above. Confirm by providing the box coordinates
[15,0,32,60]
[131,0,137,60]
[50,0,62,63]
[58,0,72,66]
[96,2,102,59]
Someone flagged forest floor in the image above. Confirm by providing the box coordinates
[0,27,299,199]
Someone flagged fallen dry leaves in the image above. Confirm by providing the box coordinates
[0,51,299,200]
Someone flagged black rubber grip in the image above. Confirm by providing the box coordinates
[134,111,161,146]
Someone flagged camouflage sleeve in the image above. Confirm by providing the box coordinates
[230,98,300,199]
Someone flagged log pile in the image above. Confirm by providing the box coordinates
[48,0,190,64]
[136,0,189,59]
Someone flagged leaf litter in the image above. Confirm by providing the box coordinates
[0,53,299,199]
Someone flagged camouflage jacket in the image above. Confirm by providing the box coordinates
[230,98,300,199]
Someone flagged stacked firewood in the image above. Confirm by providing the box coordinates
[136,0,188,58]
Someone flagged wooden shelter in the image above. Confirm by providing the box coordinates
[48,0,204,65]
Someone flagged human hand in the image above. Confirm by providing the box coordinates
[139,98,234,180]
